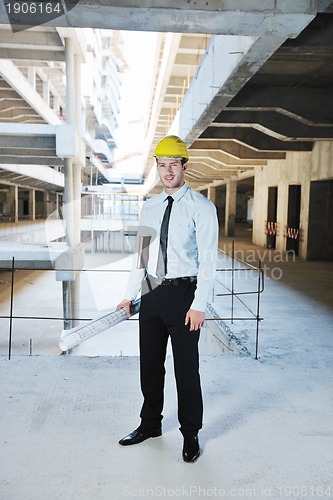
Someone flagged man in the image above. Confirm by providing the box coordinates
[116,135,218,462]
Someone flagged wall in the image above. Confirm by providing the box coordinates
[252,141,333,259]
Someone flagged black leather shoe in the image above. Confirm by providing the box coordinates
[182,435,200,463]
[119,427,162,446]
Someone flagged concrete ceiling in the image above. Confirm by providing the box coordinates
[0,1,332,194]
[0,0,320,34]
[182,12,333,191]
[0,25,65,175]
[0,169,62,191]
[144,32,211,169]
[0,27,72,191]
[143,7,333,194]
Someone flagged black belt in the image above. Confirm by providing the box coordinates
[147,275,197,286]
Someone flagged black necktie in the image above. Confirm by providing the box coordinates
[156,196,174,278]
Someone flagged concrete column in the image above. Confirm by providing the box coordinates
[70,164,82,326]
[62,23,74,330]
[225,180,237,237]
[208,186,217,205]
[299,178,310,260]
[63,159,75,246]
[9,185,18,223]
[44,191,50,217]
[71,51,84,326]
[28,189,35,221]
[276,182,288,252]
[64,37,80,246]
[72,165,82,245]
[56,192,60,216]
[73,51,83,246]
[63,37,83,330]
[65,37,75,126]
[63,158,75,330]
[74,53,82,141]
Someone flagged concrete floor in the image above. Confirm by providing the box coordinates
[0,225,333,499]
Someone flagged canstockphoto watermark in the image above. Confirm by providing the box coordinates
[123,485,332,498]
[123,485,257,497]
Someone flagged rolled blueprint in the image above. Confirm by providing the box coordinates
[58,298,140,351]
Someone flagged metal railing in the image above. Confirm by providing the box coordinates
[1,244,264,359]
[215,241,264,359]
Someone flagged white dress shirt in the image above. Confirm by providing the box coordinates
[125,183,218,311]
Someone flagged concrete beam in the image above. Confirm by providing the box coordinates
[168,76,189,89]
[0,0,317,34]
[178,10,316,146]
[0,108,41,120]
[0,148,56,158]
[0,123,56,136]
[0,28,63,50]
[0,135,56,149]
[0,60,62,125]
[0,165,64,187]
[190,140,286,160]
[185,171,237,181]
[189,150,267,167]
[189,166,254,179]
[318,0,333,12]
[144,33,183,164]
[0,98,31,110]
[225,180,237,236]
[213,110,333,140]
[227,86,333,125]
[0,123,82,164]
[179,35,210,52]
[200,127,313,152]
[0,29,64,60]
[0,242,73,270]
[0,48,65,61]
[1,173,26,182]
[0,156,63,166]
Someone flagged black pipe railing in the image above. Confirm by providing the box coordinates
[1,243,264,359]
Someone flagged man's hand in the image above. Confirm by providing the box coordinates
[185,309,205,331]
[116,299,132,318]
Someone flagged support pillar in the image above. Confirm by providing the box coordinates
[9,185,18,223]
[62,37,83,331]
[225,180,237,237]
[74,53,83,146]
[44,191,50,217]
[63,159,74,329]
[64,159,75,245]
[208,185,217,205]
[70,50,84,327]
[56,192,61,217]
[28,188,35,221]
[70,164,82,325]
[65,37,75,126]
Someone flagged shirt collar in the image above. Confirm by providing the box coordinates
[161,183,188,203]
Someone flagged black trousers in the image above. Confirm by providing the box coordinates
[139,279,203,437]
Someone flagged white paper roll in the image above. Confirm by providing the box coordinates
[59,299,140,351]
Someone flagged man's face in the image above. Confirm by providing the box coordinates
[157,158,186,193]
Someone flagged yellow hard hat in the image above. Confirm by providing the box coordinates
[154,135,188,160]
